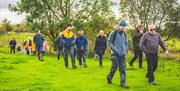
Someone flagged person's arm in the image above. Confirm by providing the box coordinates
[125,33,128,51]
[140,34,147,53]
[84,37,88,53]
[108,31,119,54]
[42,35,44,42]
[159,34,168,52]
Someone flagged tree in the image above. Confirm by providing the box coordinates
[1,18,13,32]
[9,0,115,42]
[120,0,180,40]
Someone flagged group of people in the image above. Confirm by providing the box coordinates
[9,31,49,61]
[54,24,108,69]
[9,20,169,88]
[107,20,168,88]
[23,37,36,55]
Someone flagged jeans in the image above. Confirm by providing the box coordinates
[107,55,126,86]
[37,46,44,61]
[97,50,104,67]
[63,47,76,68]
[77,50,87,66]
[57,48,63,60]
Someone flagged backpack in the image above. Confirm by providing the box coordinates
[112,30,127,45]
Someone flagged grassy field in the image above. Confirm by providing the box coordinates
[0,33,180,91]
[0,47,180,91]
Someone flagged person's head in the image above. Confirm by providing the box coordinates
[137,25,144,32]
[99,30,104,36]
[28,37,31,40]
[79,30,84,36]
[118,20,127,32]
[148,24,156,33]
[66,24,73,31]
[36,29,41,34]
[59,32,62,36]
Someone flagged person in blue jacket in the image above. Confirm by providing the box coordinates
[9,38,16,54]
[75,30,88,68]
[107,20,129,88]
[33,30,44,61]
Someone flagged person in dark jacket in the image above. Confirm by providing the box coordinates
[129,25,144,68]
[9,38,16,54]
[75,30,88,68]
[107,20,129,88]
[94,30,107,69]
[17,44,21,53]
[55,32,64,61]
[140,24,168,85]
[33,30,45,61]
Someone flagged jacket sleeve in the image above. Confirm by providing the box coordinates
[55,37,58,48]
[84,38,88,53]
[108,31,119,54]
[159,34,167,51]
[125,33,128,51]
[140,34,147,53]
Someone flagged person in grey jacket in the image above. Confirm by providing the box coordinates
[107,20,129,88]
[140,24,168,85]
[55,32,64,61]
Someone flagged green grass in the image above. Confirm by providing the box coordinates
[0,47,180,91]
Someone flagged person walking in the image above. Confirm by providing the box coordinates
[94,30,107,69]
[140,24,168,85]
[107,20,129,88]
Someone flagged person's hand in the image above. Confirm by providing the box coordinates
[165,50,169,54]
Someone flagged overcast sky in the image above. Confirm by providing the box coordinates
[0,0,179,24]
[0,0,25,24]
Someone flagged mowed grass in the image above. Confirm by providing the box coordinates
[0,47,180,91]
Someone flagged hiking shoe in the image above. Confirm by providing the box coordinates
[149,82,158,85]
[121,85,130,89]
[72,66,77,69]
[100,66,102,69]
[128,62,133,66]
[107,78,112,84]
[84,65,87,68]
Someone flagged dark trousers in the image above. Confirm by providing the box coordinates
[107,55,126,86]
[10,47,15,54]
[57,48,63,60]
[77,52,86,66]
[63,47,76,68]
[97,50,104,67]
[37,46,44,61]
[129,50,143,67]
[145,53,158,83]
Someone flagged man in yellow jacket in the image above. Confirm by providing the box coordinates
[62,24,77,69]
